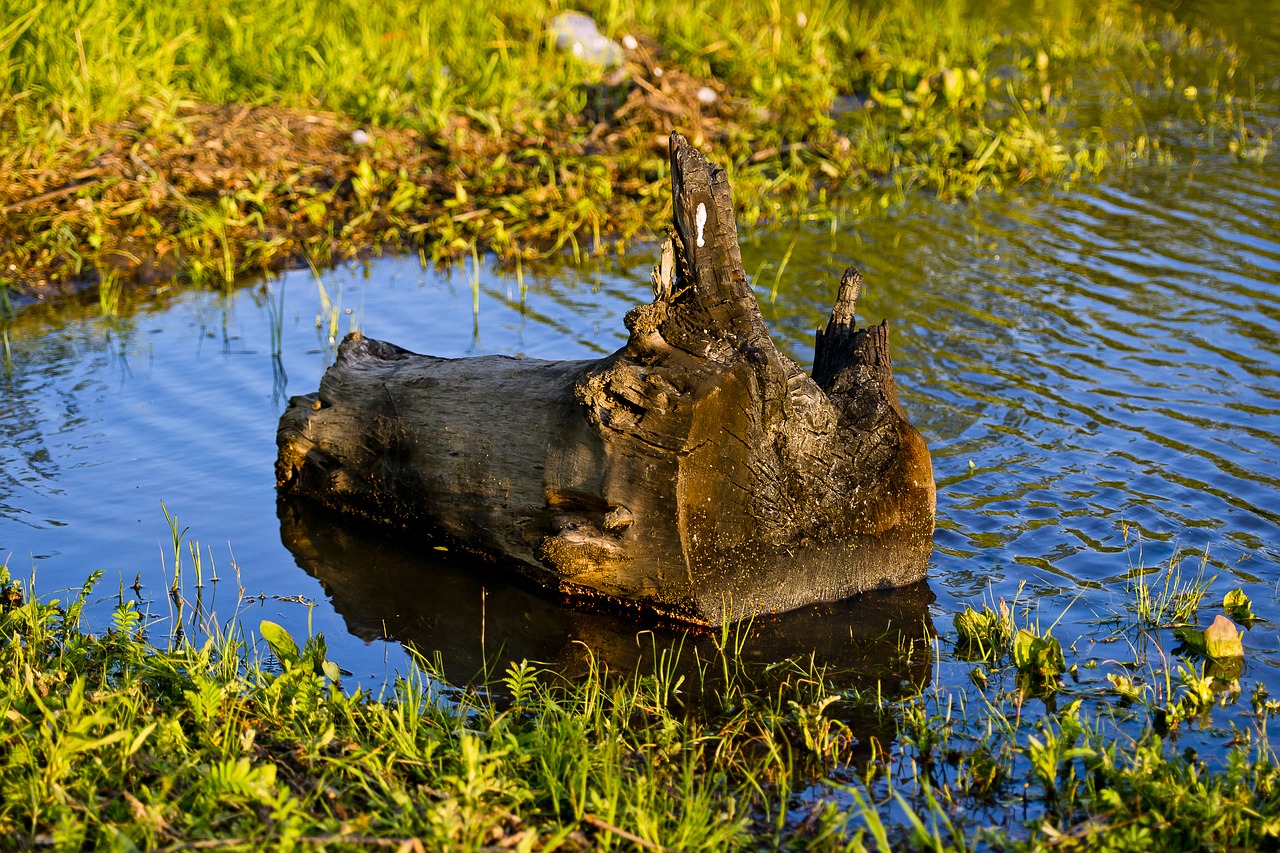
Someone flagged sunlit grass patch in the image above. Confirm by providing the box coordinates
[0,0,1275,301]
[3,559,1279,849]
[0,571,873,848]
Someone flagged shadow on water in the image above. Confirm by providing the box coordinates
[277,495,935,696]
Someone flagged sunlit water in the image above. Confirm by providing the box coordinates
[2,0,1279,780]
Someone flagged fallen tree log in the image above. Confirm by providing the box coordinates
[276,133,935,626]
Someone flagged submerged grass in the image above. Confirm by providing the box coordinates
[1,0,1275,303]
[2,563,1278,850]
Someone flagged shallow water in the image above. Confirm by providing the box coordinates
[2,0,1279,767]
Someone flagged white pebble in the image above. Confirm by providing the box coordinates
[548,12,623,68]
[622,33,638,50]
[696,86,718,105]
[351,129,370,146]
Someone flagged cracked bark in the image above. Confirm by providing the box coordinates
[276,133,936,626]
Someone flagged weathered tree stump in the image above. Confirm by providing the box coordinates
[276,133,935,626]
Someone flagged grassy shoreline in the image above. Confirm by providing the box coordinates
[2,0,1273,306]
[2,565,1278,850]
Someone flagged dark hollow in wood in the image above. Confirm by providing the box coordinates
[276,133,936,626]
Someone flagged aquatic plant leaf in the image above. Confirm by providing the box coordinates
[1204,614,1244,659]
[955,608,991,640]
[1012,629,1065,679]
[259,620,300,664]
[0,571,22,610]
[1106,673,1146,702]
[321,659,342,684]
[1175,663,1217,715]
[1173,624,1207,655]
[1223,588,1258,627]
[954,607,1004,659]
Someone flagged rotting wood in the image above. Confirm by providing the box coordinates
[276,132,935,626]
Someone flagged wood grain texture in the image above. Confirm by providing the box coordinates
[277,133,935,625]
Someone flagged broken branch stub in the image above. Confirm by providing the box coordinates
[276,132,935,626]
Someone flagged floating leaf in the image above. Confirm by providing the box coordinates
[1204,614,1244,659]
[1223,588,1258,627]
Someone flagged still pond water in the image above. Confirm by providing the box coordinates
[3,0,1280,763]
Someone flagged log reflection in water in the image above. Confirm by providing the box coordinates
[278,495,935,694]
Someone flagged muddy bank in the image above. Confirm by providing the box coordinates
[1,41,735,304]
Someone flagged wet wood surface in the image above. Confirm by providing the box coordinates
[276,133,935,625]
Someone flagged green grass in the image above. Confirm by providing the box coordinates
[1122,529,1216,629]
[0,569,862,849]
[0,0,1274,302]
[2,563,1278,850]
